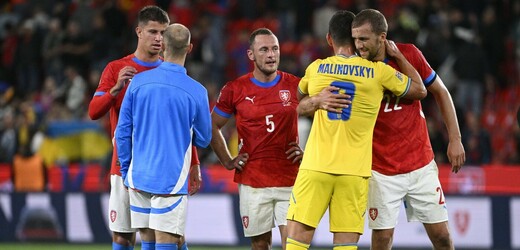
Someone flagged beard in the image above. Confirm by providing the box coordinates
[357,46,376,60]
[254,60,278,76]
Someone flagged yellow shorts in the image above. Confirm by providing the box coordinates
[286,169,369,233]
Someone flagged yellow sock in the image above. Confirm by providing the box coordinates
[286,237,310,250]
[333,243,357,250]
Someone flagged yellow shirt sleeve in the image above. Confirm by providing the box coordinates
[298,60,320,96]
[376,61,411,97]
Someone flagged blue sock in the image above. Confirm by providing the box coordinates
[156,243,178,250]
[179,242,188,250]
[112,242,134,250]
[141,240,156,250]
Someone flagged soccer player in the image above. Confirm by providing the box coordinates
[115,23,212,250]
[88,6,200,250]
[285,10,427,250]
[210,28,303,250]
[351,9,465,250]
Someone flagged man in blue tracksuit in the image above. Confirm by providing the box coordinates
[115,23,212,250]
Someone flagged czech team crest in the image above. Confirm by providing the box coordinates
[279,90,291,106]
[242,216,249,228]
[369,208,378,220]
[110,210,117,222]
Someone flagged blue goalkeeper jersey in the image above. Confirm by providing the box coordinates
[116,62,212,195]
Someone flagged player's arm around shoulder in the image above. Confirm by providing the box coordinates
[296,59,351,116]
[297,86,351,116]
[386,40,426,100]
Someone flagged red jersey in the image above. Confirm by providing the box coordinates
[372,44,436,175]
[88,54,200,175]
[214,71,300,188]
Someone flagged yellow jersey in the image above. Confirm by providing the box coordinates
[299,55,411,176]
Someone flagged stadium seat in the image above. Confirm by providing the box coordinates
[0,163,11,191]
[82,163,104,192]
[0,163,10,182]
[46,165,63,192]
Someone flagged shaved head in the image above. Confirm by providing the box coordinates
[163,23,191,57]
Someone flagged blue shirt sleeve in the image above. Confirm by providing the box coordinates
[115,86,134,181]
[193,89,212,148]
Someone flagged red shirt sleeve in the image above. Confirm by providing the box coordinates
[88,62,118,120]
[214,82,237,116]
[89,93,116,120]
[190,145,200,166]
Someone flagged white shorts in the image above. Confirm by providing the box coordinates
[128,189,187,236]
[108,175,136,233]
[238,184,292,237]
[368,160,449,229]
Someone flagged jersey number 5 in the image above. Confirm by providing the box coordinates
[327,81,355,121]
[266,114,275,132]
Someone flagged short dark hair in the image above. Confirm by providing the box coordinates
[328,10,355,46]
[137,5,170,26]
[249,28,275,48]
[352,9,388,34]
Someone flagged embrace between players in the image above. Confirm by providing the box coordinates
[89,5,465,250]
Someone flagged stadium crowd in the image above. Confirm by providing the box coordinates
[0,0,519,177]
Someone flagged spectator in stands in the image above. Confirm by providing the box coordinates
[63,66,87,119]
[427,119,449,165]
[39,76,62,113]
[1,22,18,86]
[452,28,489,117]
[462,111,492,165]
[70,0,95,35]
[312,0,338,39]
[0,108,16,163]
[480,4,504,89]
[14,19,42,98]
[42,18,65,84]
[60,19,91,77]
[15,100,38,153]
[89,12,118,73]
[228,29,251,78]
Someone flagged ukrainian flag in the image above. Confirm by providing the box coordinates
[38,121,111,166]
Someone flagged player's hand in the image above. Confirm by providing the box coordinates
[188,164,202,195]
[447,139,465,173]
[384,40,403,59]
[110,66,137,96]
[286,142,303,164]
[314,86,351,113]
[225,153,249,172]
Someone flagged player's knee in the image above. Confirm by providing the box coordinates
[251,233,272,250]
[371,230,393,249]
[431,232,453,249]
[251,241,271,250]
[113,232,135,246]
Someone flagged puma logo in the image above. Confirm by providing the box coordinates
[245,96,255,104]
